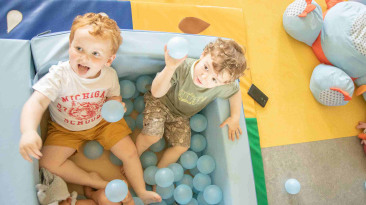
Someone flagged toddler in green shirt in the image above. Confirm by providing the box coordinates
[136,38,247,169]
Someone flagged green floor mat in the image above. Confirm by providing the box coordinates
[246,118,268,205]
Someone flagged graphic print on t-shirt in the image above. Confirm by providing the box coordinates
[56,90,106,126]
[178,89,207,105]
[68,100,102,120]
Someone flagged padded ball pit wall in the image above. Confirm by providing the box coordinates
[1,30,257,205]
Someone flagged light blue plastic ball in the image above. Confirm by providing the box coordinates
[192,187,200,194]
[353,0,366,4]
[149,137,166,152]
[174,184,192,204]
[185,198,198,205]
[151,201,167,205]
[143,166,158,185]
[179,151,198,169]
[195,151,203,158]
[105,179,128,202]
[156,184,175,199]
[193,173,211,192]
[120,80,136,99]
[203,185,223,204]
[140,151,157,169]
[197,192,210,205]
[83,141,104,160]
[190,114,207,132]
[122,99,133,116]
[176,174,193,189]
[167,36,189,59]
[190,134,207,152]
[133,197,144,205]
[136,75,153,93]
[109,152,123,166]
[101,100,125,122]
[167,37,189,59]
[189,167,200,176]
[285,178,301,194]
[197,155,215,175]
[134,96,145,113]
[168,163,184,182]
[132,87,140,99]
[136,113,144,129]
[124,116,136,131]
[155,168,175,188]
[164,196,176,205]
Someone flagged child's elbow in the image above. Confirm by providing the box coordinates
[151,90,162,98]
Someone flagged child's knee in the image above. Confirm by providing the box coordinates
[141,133,161,145]
[124,147,139,160]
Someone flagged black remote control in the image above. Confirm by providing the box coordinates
[247,84,268,107]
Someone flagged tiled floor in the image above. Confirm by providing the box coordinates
[262,137,366,205]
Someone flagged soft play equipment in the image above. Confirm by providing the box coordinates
[0,29,256,204]
[283,0,366,106]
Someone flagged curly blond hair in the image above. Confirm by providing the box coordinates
[203,38,247,83]
[69,13,122,54]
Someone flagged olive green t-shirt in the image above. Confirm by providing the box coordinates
[159,58,239,118]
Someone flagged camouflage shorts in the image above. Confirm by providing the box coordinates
[141,92,191,147]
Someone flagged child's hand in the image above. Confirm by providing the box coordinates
[164,45,187,70]
[121,102,127,112]
[356,121,366,130]
[19,130,43,162]
[121,190,133,205]
[220,116,242,141]
[356,121,366,144]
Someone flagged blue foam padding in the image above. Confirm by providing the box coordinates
[31,30,222,81]
[202,98,257,205]
[0,0,132,40]
[0,39,39,205]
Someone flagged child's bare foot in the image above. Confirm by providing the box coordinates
[137,191,162,204]
[84,186,93,198]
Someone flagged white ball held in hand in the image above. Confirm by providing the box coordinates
[167,37,189,59]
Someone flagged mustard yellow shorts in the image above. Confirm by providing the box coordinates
[44,118,132,151]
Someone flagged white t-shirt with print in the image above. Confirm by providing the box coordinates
[33,61,120,131]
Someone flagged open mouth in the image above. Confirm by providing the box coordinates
[78,64,90,74]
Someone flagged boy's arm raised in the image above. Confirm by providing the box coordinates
[220,91,243,141]
[19,91,51,162]
[151,45,186,98]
